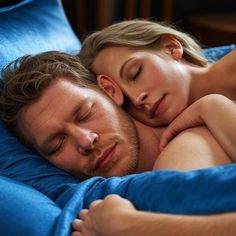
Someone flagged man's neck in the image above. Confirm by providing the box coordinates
[133,120,165,173]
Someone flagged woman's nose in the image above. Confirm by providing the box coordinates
[133,91,148,108]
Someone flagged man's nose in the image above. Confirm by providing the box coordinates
[69,126,98,155]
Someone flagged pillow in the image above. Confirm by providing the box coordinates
[204,44,236,62]
[0,0,81,76]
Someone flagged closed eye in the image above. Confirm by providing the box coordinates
[127,64,142,82]
[76,103,96,122]
[46,135,65,156]
[133,66,142,80]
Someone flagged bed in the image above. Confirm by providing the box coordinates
[1,0,236,235]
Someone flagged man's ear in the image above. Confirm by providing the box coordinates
[160,35,183,60]
[97,75,124,106]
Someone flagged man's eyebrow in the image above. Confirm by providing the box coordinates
[119,58,134,79]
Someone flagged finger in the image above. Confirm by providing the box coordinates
[71,231,83,236]
[89,199,103,210]
[159,135,170,151]
[72,219,83,231]
[159,130,174,151]
[79,209,89,220]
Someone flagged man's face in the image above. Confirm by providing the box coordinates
[20,78,139,179]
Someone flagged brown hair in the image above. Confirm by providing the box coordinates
[0,51,97,142]
[79,19,208,72]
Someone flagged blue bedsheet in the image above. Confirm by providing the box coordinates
[1,0,236,235]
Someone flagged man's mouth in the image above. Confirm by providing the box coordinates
[150,95,165,119]
[94,144,117,170]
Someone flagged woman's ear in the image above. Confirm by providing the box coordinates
[160,35,183,60]
[97,75,124,106]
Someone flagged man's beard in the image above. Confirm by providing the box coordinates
[80,100,140,180]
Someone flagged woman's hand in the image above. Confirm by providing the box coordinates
[160,94,236,161]
[160,95,214,151]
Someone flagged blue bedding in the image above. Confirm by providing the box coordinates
[1,0,236,235]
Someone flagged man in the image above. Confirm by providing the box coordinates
[0,51,232,180]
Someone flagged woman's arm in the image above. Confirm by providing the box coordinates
[160,94,236,162]
[72,194,236,236]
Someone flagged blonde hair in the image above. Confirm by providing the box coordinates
[0,51,97,142]
[79,19,208,71]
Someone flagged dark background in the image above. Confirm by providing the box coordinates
[62,0,236,47]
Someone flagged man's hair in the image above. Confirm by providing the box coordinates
[0,51,97,142]
[79,19,208,72]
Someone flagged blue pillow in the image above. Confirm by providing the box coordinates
[0,0,81,77]
[204,44,236,63]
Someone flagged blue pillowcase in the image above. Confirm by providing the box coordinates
[0,0,81,77]
[204,44,236,63]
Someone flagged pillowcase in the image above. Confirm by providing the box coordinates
[0,0,81,77]
[204,44,236,62]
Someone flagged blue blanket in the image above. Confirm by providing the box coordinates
[1,0,236,235]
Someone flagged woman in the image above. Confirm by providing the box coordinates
[72,19,236,236]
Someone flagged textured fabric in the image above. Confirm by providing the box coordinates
[0,0,81,77]
[0,175,60,236]
[204,44,236,63]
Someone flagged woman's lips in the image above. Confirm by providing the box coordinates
[94,144,116,170]
[150,96,165,119]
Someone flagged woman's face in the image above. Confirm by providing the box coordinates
[92,46,190,126]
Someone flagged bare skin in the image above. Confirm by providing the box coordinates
[160,94,236,161]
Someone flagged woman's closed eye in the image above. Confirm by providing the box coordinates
[133,66,142,80]
[127,65,142,82]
